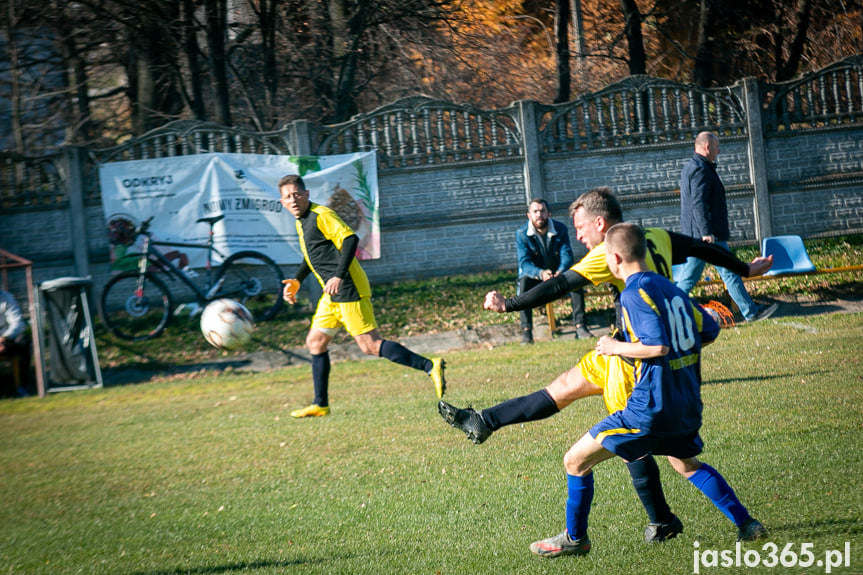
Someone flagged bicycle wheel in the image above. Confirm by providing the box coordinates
[213,251,284,322]
[100,271,173,341]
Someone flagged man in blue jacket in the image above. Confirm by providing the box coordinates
[676,132,776,322]
[517,198,592,344]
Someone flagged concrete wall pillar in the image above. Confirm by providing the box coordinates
[740,78,773,241]
[290,120,314,156]
[64,146,89,277]
[515,100,545,205]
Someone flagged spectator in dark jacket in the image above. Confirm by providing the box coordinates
[517,199,593,343]
[676,132,776,323]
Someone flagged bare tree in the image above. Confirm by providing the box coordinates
[554,0,572,103]
[619,0,647,75]
[2,0,862,154]
[775,0,813,81]
[204,0,232,125]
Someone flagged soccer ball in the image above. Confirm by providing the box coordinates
[200,299,254,350]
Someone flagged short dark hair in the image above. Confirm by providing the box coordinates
[278,174,305,190]
[605,222,646,262]
[569,187,623,224]
[529,198,548,209]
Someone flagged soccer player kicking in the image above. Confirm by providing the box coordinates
[439,187,772,541]
[529,223,766,558]
[279,175,446,417]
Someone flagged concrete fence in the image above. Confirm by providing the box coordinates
[2,54,863,306]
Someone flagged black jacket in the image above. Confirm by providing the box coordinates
[680,152,730,241]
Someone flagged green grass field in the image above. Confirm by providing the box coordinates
[1,312,861,574]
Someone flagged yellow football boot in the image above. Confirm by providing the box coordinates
[290,404,330,418]
[429,358,446,398]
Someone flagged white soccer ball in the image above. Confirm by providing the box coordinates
[200,299,254,350]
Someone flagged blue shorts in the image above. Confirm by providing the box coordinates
[590,411,704,462]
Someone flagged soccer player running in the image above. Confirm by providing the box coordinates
[439,186,772,541]
[279,175,446,417]
[529,222,765,558]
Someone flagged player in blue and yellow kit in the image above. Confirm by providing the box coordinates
[440,187,772,542]
[279,175,445,417]
[529,223,766,558]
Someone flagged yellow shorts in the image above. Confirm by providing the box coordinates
[311,294,378,337]
[578,350,637,415]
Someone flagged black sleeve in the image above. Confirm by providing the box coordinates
[667,231,749,277]
[294,259,311,284]
[504,270,591,312]
[335,234,360,279]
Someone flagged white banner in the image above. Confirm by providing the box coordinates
[98,151,380,268]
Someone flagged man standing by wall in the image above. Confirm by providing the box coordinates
[676,132,777,322]
[517,199,593,344]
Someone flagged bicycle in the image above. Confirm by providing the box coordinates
[99,215,284,341]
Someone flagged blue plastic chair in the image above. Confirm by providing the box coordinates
[761,235,816,276]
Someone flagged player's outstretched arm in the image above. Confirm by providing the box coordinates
[501,270,590,313]
[747,255,773,277]
[669,231,760,278]
[483,290,507,313]
[282,279,300,303]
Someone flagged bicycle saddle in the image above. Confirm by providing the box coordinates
[196,214,226,226]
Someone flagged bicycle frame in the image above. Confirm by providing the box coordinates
[131,233,229,304]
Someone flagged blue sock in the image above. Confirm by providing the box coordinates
[688,463,750,526]
[566,473,594,540]
[311,351,330,407]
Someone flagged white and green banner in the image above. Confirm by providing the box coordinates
[98,151,380,268]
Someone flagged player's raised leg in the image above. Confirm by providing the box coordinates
[439,363,601,444]
[354,329,446,398]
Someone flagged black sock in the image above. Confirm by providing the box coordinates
[311,351,330,407]
[379,340,432,373]
[627,457,674,524]
[481,389,559,431]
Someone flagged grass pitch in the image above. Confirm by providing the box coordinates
[1,312,861,574]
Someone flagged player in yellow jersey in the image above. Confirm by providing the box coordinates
[439,187,773,542]
[279,175,446,417]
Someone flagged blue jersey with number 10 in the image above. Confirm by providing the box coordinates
[617,271,720,437]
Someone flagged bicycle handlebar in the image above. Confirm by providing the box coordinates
[138,216,155,236]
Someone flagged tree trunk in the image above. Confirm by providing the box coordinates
[6,0,25,152]
[330,0,369,122]
[694,0,717,87]
[261,0,279,120]
[554,0,571,103]
[619,0,647,75]
[776,0,812,82]
[205,0,232,126]
[570,0,586,87]
[182,0,207,121]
